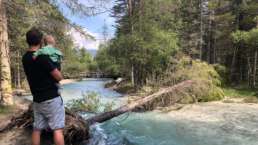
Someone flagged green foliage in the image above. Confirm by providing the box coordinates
[67,92,114,113]
[232,29,258,46]
[162,56,224,102]
[63,61,88,75]
[231,30,249,44]
[63,48,97,76]
[95,44,121,76]
[163,56,221,85]
[213,64,228,85]
[103,101,116,112]
[107,0,180,86]
[245,28,258,46]
[67,92,100,112]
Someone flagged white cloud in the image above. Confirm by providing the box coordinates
[69,28,104,50]
[79,0,114,8]
[63,0,116,49]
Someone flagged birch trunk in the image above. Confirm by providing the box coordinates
[17,50,21,89]
[0,0,13,105]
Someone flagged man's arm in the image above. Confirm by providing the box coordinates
[50,68,64,82]
[50,68,63,82]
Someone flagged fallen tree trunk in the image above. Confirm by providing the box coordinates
[0,80,195,144]
[87,80,194,125]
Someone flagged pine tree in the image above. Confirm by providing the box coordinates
[0,0,13,105]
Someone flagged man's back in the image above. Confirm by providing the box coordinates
[22,51,59,103]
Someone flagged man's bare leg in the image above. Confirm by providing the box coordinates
[53,129,64,145]
[32,130,41,145]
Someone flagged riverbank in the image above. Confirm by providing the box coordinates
[12,79,79,97]
[60,79,78,85]
[105,78,149,95]
[165,101,258,122]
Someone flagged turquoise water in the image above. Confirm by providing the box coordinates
[60,78,124,107]
[93,112,258,145]
[59,79,258,145]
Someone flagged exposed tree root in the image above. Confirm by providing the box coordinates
[0,106,89,145]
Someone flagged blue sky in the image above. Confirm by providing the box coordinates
[59,0,116,50]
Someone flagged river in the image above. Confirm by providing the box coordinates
[60,79,258,145]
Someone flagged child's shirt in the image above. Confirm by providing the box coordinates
[33,45,63,70]
[33,45,63,89]
[34,45,63,63]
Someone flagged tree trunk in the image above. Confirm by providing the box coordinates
[131,64,135,87]
[213,20,217,64]
[0,0,13,105]
[207,11,212,63]
[252,49,257,88]
[247,57,252,86]
[87,80,194,125]
[199,0,203,60]
[230,47,238,83]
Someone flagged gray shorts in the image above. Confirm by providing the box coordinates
[33,96,65,130]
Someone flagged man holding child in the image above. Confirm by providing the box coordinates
[22,28,65,145]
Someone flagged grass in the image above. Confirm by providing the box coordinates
[0,105,15,114]
[223,86,258,103]
[223,87,257,98]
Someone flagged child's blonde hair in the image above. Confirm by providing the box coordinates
[44,35,56,46]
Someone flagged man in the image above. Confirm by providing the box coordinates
[22,28,65,145]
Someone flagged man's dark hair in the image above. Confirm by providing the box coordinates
[26,28,43,46]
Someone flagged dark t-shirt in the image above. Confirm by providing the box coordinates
[22,51,60,103]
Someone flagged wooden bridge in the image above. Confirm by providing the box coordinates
[63,72,116,79]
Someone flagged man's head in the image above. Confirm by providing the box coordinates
[44,35,56,46]
[26,28,43,47]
